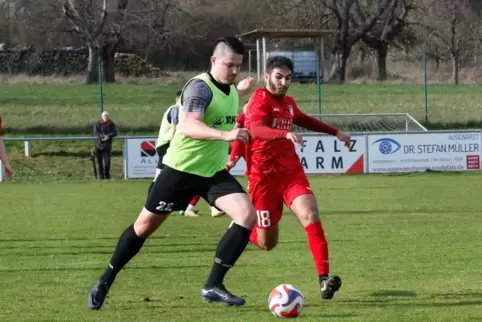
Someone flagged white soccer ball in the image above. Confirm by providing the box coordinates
[268,284,304,318]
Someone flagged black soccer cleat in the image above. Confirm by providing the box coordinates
[88,281,110,310]
[201,284,246,306]
[320,275,342,300]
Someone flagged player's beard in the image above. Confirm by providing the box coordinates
[267,79,287,96]
[226,74,237,84]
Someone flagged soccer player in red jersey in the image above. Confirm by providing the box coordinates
[0,116,13,181]
[244,56,351,300]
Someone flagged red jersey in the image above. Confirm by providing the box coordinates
[229,113,247,165]
[245,88,339,175]
[236,113,245,127]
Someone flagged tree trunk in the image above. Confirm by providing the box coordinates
[86,46,99,84]
[358,46,366,64]
[375,43,388,81]
[329,49,348,84]
[102,42,117,83]
[451,51,459,85]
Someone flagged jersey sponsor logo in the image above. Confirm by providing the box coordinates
[273,118,293,130]
[213,116,224,127]
[212,115,237,128]
[140,140,157,157]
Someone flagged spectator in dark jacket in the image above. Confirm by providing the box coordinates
[94,111,117,179]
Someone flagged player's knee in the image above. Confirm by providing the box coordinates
[258,240,278,251]
[134,208,168,238]
[298,210,320,227]
[256,230,279,251]
[234,204,257,229]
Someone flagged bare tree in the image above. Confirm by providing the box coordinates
[325,0,392,83]
[63,0,108,83]
[358,0,414,81]
[412,0,481,84]
[123,0,207,62]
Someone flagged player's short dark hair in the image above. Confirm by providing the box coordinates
[266,56,294,73]
[215,36,245,55]
[175,90,182,98]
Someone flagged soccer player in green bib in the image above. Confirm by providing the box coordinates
[153,90,181,180]
[88,36,258,310]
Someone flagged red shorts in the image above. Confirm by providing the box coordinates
[248,167,313,230]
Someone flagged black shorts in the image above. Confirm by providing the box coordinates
[145,165,246,214]
[156,143,170,170]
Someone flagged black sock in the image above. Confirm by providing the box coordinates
[99,224,146,287]
[319,274,329,284]
[206,223,251,287]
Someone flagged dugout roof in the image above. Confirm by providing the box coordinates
[237,28,336,40]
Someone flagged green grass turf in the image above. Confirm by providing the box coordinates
[1,83,482,135]
[0,173,481,321]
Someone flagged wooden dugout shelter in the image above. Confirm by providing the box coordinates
[237,28,337,113]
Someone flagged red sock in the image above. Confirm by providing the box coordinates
[249,228,259,248]
[305,222,329,275]
[189,195,200,207]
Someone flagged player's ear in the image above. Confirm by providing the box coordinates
[210,56,216,66]
[264,72,269,83]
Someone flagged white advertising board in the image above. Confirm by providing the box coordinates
[368,132,481,173]
[229,135,366,175]
[124,135,366,179]
[125,139,158,179]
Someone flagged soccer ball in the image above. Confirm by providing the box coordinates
[268,284,304,318]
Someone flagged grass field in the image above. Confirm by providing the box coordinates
[1,83,482,135]
[0,173,481,321]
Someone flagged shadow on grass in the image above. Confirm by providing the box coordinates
[0,262,279,273]
[140,303,358,319]
[323,209,478,216]
[371,290,417,297]
[3,125,158,135]
[31,150,123,158]
[342,290,482,308]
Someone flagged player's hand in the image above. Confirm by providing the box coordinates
[286,132,303,147]
[236,77,257,95]
[336,130,351,149]
[223,128,251,144]
[5,164,13,180]
[226,161,235,170]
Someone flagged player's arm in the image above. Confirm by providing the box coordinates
[0,136,13,180]
[236,77,257,97]
[170,106,179,133]
[181,79,249,143]
[227,139,244,169]
[108,122,117,138]
[246,95,288,140]
[292,103,351,145]
[292,103,338,135]
[232,113,245,130]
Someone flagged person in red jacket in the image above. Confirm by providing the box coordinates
[244,56,351,301]
[0,116,13,181]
